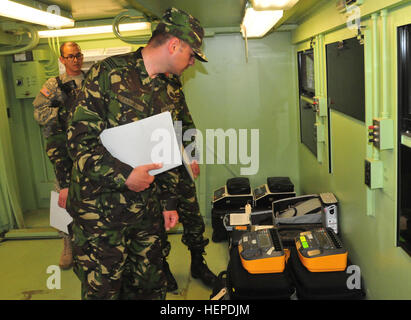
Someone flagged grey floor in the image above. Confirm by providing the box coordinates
[0,210,229,300]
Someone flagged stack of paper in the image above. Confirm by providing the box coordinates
[99,111,182,175]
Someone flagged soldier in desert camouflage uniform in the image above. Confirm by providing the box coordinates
[33,41,84,270]
[66,8,207,300]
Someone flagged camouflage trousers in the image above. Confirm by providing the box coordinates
[163,168,208,258]
[70,195,167,300]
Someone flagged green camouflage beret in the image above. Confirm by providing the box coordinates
[155,7,208,62]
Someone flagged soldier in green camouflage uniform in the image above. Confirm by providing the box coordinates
[162,72,217,291]
[33,41,84,270]
[141,8,217,291]
[66,8,207,299]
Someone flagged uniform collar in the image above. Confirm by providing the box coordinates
[135,47,152,86]
[60,71,85,82]
[135,47,172,86]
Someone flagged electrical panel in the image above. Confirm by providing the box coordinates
[12,50,47,99]
[368,118,394,150]
[313,96,327,117]
[364,158,383,189]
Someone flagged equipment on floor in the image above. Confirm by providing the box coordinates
[238,227,285,274]
[210,185,365,300]
[212,178,253,242]
[319,192,339,234]
[288,247,365,300]
[212,177,296,243]
[272,195,323,246]
[253,177,296,209]
[295,228,347,272]
[226,245,295,300]
[273,195,323,222]
[212,177,253,209]
[272,193,340,246]
[223,203,276,248]
[223,203,252,232]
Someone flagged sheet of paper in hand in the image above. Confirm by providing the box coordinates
[50,191,73,234]
[99,111,182,175]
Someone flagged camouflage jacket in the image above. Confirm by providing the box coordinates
[33,73,84,189]
[165,73,198,148]
[66,48,185,224]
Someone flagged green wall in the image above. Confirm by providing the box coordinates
[5,54,52,212]
[182,32,300,221]
[293,0,411,299]
[0,56,24,232]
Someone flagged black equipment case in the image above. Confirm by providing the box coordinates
[267,177,294,193]
[226,245,295,300]
[212,178,253,210]
[288,247,365,300]
[211,207,235,242]
[253,177,296,209]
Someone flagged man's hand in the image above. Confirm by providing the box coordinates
[58,188,69,209]
[125,163,162,192]
[163,210,179,231]
[190,160,200,179]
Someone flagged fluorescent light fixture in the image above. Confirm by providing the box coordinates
[241,7,283,38]
[0,0,74,28]
[38,22,151,38]
[251,0,300,10]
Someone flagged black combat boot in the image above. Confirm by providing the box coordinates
[163,260,178,292]
[190,250,218,288]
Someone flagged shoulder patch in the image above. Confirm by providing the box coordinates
[40,86,51,97]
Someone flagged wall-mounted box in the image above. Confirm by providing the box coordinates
[12,60,46,99]
[12,50,49,99]
[368,118,394,150]
[313,96,327,117]
[364,158,383,189]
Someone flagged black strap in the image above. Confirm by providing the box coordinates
[55,76,64,89]
[55,72,86,90]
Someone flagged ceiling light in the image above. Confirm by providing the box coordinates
[38,22,151,38]
[251,0,300,10]
[0,0,74,28]
[241,7,283,38]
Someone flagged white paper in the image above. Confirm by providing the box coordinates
[229,213,250,226]
[100,112,182,175]
[50,191,73,234]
